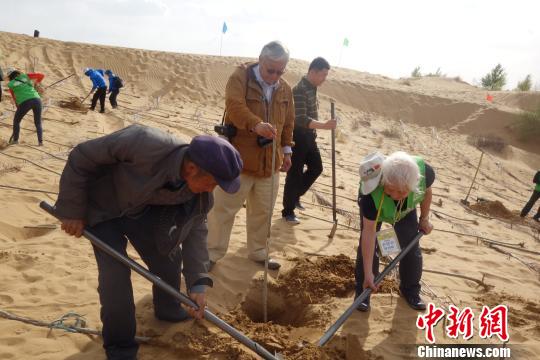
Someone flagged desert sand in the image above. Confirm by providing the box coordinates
[0,31,539,359]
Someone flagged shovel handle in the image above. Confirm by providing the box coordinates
[39,201,280,360]
[318,232,424,347]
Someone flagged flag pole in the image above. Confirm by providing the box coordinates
[338,47,344,67]
[219,32,223,56]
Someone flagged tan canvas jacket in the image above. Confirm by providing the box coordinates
[224,63,294,177]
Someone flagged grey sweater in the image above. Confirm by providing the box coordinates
[55,124,213,289]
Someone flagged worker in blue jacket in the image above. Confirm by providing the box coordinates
[105,70,123,109]
[84,68,107,113]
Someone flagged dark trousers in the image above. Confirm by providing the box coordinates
[109,90,119,108]
[0,83,2,102]
[12,98,42,143]
[91,87,107,111]
[355,210,423,298]
[282,128,322,216]
[521,190,540,218]
[89,208,182,360]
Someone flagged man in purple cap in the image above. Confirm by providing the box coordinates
[54,124,242,360]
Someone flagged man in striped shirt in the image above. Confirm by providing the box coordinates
[281,57,336,224]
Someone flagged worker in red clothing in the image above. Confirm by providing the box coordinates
[6,69,45,145]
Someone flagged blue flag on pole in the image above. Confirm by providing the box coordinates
[222,22,228,34]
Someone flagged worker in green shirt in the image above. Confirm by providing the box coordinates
[6,69,45,145]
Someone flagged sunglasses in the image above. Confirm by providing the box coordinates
[265,67,286,76]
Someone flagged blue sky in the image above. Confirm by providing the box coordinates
[2,0,539,89]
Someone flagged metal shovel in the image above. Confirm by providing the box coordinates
[40,201,281,360]
[328,101,338,239]
[318,232,424,347]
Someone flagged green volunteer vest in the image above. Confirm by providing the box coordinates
[535,183,540,192]
[370,156,426,224]
[8,74,40,105]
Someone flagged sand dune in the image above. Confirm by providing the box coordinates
[1,30,539,359]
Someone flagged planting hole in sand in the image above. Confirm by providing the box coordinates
[57,97,89,113]
[241,255,357,326]
[241,280,313,326]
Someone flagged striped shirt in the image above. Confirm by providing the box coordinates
[293,76,318,129]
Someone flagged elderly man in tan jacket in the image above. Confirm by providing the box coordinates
[208,41,294,270]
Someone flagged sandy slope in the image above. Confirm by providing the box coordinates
[0,31,539,359]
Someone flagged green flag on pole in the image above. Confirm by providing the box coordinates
[343,38,349,47]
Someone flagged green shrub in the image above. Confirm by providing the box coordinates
[411,66,422,77]
[516,74,532,91]
[426,67,444,77]
[514,105,540,141]
[481,64,506,90]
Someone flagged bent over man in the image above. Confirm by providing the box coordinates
[6,69,45,145]
[55,124,242,360]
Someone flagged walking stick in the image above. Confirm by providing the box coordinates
[45,73,75,89]
[263,133,278,323]
[328,102,338,238]
[318,232,424,347]
[39,201,281,360]
[460,151,484,206]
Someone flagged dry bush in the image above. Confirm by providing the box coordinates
[0,163,21,176]
[380,126,402,139]
[351,118,370,131]
[336,128,348,143]
[467,134,507,153]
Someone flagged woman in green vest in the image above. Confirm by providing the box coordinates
[6,69,45,145]
[355,151,435,311]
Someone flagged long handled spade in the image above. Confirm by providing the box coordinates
[40,201,281,360]
[460,151,484,206]
[45,73,75,89]
[318,232,424,347]
[263,133,278,323]
[328,101,338,239]
[80,90,93,105]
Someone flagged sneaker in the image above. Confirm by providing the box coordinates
[255,258,281,270]
[404,294,426,311]
[89,106,95,111]
[295,201,306,211]
[355,295,370,312]
[38,141,43,146]
[283,214,300,225]
[99,109,105,113]
[8,139,18,145]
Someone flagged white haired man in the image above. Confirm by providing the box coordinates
[356,151,435,311]
[207,41,295,270]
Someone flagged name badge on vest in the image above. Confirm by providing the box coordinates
[376,227,401,257]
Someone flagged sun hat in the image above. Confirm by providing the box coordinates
[359,152,385,195]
